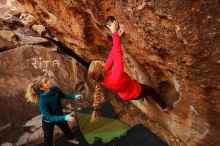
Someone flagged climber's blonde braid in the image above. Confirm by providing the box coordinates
[90,83,101,122]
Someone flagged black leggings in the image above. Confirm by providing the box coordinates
[134,84,167,109]
[42,121,73,146]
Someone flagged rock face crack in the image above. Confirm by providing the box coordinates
[43,35,90,69]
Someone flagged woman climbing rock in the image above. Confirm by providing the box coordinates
[88,18,170,112]
[25,77,81,146]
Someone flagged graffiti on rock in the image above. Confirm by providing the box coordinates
[29,57,60,77]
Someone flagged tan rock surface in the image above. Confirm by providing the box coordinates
[18,0,220,145]
[1,0,220,145]
[0,12,94,145]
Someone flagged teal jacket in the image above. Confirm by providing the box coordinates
[38,86,78,122]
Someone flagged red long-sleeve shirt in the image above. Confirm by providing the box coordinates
[101,33,141,100]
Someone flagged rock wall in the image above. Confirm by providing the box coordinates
[3,0,220,145]
[0,0,24,15]
[0,8,94,145]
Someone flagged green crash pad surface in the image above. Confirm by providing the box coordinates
[75,102,129,144]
